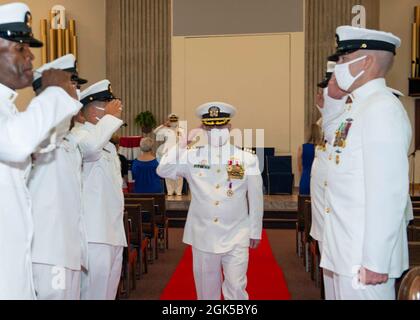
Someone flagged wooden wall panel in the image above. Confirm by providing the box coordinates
[106,0,171,136]
[305,0,380,128]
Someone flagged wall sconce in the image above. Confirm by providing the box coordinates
[40,5,79,64]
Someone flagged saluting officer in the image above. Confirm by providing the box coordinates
[0,2,81,299]
[154,113,185,196]
[28,54,88,300]
[158,102,264,300]
[320,26,412,300]
[75,80,127,300]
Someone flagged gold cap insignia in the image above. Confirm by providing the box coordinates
[25,12,32,28]
[209,106,220,118]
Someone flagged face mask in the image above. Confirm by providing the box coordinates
[170,122,178,128]
[334,55,367,91]
[208,128,230,147]
[323,87,348,106]
[76,89,81,101]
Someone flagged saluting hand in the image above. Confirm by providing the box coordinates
[41,69,77,100]
[328,74,347,100]
[105,99,123,119]
[316,89,324,109]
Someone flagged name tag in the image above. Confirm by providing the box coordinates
[194,164,211,170]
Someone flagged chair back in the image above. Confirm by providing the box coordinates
[124,204,143,245]
[297,195,311,232]
[266,156,292,174]
[409,242,420,267]
[398,267,420,300]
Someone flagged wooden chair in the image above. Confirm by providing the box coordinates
[408,226,420,242]
[397,267,420,300]
[412,201,420,209]
[303,199,312,273]
[125,198,159,261]
[125,193,169,251]
[412,217,420,227]
[413,207,420,218]
[118,213,138,298]
[409,242,420,267]
[296,195,311,258]
[125,204,149,278]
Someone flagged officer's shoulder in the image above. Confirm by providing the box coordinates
[364,90,404,118]
[236,146,258,161]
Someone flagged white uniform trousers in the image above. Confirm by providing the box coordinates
[166,177,183,196]
[318,241,335,300]
[81,243,123,300]
[331,273,396,300]
[192,246,249,301]
[32,264,81,300]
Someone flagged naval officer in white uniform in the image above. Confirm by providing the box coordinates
[28,54,88,300]
[319,26,413,300]
[158,102,264,300]
[312,61,409,300]
[0,2,82,300]
[154,113,185,195]
[75,80,127,300]
[311,62,349,300]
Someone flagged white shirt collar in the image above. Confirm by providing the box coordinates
[350,78,387,101]
[0,83,18,104]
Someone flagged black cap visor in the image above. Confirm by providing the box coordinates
[0,23,43,48]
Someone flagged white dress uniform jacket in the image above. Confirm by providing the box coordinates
[320,78,412,279]
[310,95,348,241]
[72,116,127,247]
[158,143,264,254]
[0,84,82,300]
[29,126,88,271]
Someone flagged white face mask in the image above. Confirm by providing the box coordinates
[323,87,348,105]
[170,122,178,128]
[208,128,230,147]
[334,55,367,91]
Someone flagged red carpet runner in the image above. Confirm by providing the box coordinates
[160,230,291,300]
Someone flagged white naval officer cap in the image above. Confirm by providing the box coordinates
[168,113,179,121]
[80,79,115,107]
[0,2,42,47]
[196,102,237,127]
[318,61,337,89]
[329,26,401,62]
[32,54,88,91]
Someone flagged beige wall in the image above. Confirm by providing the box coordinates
[380,0,419,182]
[172,0,305,183]
[173,0,303,36]
[172,32,305,180]
[0,0,106,110]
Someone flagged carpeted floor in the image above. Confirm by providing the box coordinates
[128,228,321,300]
[160,230,291,300]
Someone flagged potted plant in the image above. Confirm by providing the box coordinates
[135,111,157,134]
